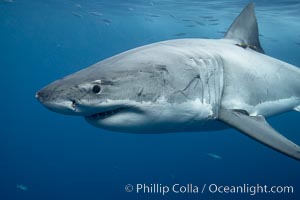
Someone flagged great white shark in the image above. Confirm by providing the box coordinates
[36,3,300,161]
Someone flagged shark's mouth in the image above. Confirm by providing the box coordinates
[86,107,125,120]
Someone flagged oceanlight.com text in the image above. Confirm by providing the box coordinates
[124,183,294,196]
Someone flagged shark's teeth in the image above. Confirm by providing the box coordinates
[87,108,125,119]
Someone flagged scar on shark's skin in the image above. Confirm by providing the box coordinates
[100,80,114,85]
[137,88,144,96]
[172,75,201,99]
[155,64,169,74]
[37,3,300,161]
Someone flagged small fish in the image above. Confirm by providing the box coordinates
[72,12,83,18]
[128,7,134,11]
[207,153,222,160]
[210,22,219,26]
[169,14,176,19]
[149,14,160,18]
[186,24,196,27]
[17,184,28,191]
[174,33,187,37]
[201,16,214,19]
[208,18,219,22]
[75,4,82,9]
[89,11,103,17]
[102,19,112,23]
[194,21,205,26]
[182,19,192,22]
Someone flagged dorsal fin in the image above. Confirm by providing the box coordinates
[225,3,264,53]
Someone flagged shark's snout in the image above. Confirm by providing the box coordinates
[35,85,58,105]
[35,89,50,103]
[35,85,78,115]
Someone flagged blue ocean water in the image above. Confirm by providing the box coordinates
[1,0,300,199]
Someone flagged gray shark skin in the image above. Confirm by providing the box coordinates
[36,3,300,161]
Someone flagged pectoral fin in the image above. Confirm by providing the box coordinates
[218,108,300,161]
[294,105,300,112]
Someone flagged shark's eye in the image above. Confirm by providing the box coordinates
[92,85,101,94]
